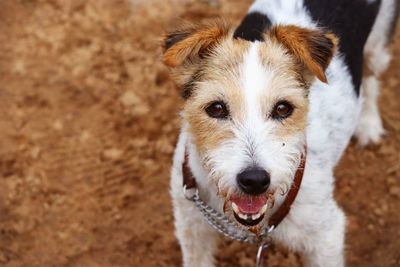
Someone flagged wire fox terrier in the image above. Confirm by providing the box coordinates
[162,0,399,266]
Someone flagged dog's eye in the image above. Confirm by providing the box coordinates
[272,101,294,120]
[205,101,229,119]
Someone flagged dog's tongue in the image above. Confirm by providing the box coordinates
[231,196,267,214]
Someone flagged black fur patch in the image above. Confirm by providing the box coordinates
[388,1,400,41]
[234,12,271,42]
[304,0,381,95]
[164,31,191,50]
[182,69,203,99]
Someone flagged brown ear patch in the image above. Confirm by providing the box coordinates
[164,31,192,51]
[162,21,230,67]
[270,25,338,83]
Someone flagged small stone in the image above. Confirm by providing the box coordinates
[121,184,136,199]
[53,120,63,130]
[102,148,123,160]
[389,186,400,197]
[373,207,383,216]
[80,130,91,143]
[12,59,26,75]
[119,91,140,107]
[387,176,396,185]
[58,232,68,240]
[43,202,50,210]
[114,213,122,221]
[30,146,41,159]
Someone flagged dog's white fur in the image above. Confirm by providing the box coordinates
[170,0,395,266]
[355,0,397,145]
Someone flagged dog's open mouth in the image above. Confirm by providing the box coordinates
[230,196,268,227]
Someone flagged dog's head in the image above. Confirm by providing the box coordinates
[163,21,337,227]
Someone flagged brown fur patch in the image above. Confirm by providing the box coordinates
[163,21,230,67]
[184,107,234,155]
[270,25,338,83]
[181,38,250,154]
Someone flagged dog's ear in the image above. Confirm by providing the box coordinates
[270,25,338,83]
[162,21,230,67]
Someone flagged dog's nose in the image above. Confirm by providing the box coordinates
[237,168,270,195]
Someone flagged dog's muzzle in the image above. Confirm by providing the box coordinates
[182,147,306,230]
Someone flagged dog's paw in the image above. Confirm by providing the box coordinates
[354,112,385,146]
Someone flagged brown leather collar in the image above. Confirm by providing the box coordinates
[182,148,306,229]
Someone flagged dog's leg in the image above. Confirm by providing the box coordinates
[355,47,391,146]
[354,72,386,146]
[354,0,396,146]
[274,194,346,267]
[173,195,218,267]
[299,204,346,267]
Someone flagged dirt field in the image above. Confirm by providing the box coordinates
[0,0,399,266]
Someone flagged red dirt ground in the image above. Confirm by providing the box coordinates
[0,1,399,266]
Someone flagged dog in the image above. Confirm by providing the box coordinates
[162,0,399,266]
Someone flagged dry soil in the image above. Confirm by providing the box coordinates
[0,1,399,267]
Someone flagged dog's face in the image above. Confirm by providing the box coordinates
[163,21,336,227]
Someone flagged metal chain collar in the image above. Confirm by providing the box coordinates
[183,185,275,244]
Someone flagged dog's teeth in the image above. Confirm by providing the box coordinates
[260,203,268,214]
[238,212,248,220]
[231,202,240,214]
[252,213,261,220]
[232,201,268,222]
